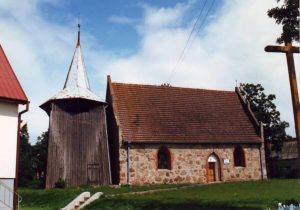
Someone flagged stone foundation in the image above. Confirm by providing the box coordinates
[118,144,265,185]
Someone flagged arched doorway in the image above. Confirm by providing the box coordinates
[207,153,221,183]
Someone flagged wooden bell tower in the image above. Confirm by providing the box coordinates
[40,25,111,188]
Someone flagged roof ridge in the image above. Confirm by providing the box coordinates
[235,87,260,134]
[107,76,121,125]
[112,81,235,93]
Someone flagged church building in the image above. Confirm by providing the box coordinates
[41,28,267,188]
[106,76,267,185]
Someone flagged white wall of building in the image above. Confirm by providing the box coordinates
[0,179,14,210]
[0,102,18,178]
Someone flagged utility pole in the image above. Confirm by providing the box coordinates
[265,43,300,176]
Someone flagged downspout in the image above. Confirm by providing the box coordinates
[259,145,263,180]
[259,122,265,180]
[14,102,29,210]
[127,141,130,185]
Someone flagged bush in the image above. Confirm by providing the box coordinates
[283,198,299,206]
[27,179,45,189]
[54,178,65,188]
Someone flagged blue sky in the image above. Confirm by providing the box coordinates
[39,0,223,54]
[40,0,143,51]
[0,0,298,142]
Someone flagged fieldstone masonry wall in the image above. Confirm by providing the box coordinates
[119,144,265,185]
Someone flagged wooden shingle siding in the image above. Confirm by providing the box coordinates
[45,99,111,188]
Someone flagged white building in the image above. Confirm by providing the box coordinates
[0,44,29,210]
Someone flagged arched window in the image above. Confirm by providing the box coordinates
[234,146,245,167]
[157,146,171,170]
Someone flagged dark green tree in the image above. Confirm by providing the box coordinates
[18,124,34,187]
[239,83,290,157]
[32,131,49,188]
[268,0,299,44]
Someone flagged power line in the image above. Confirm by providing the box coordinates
[167,0,208,83]
[196,0,216,36]
[180,0,216,63]
[167,0,216,83]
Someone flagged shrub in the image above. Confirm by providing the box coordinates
[54,178,65,188]
[283,198,299,206]
[27,179,45,189]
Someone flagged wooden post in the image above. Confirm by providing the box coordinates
[265,43,300,176]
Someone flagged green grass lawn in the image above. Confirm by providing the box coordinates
[19,180,300,210]
[18,184,182,210]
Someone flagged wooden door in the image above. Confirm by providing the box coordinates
[208,162,215,182]
[87,164,100,185]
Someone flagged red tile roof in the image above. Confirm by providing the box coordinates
[108,80,261,144]
[0,45,28,104]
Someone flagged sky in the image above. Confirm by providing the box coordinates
[0,0,299,143]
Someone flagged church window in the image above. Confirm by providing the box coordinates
[157,146,171,170]
[234,146,245,167]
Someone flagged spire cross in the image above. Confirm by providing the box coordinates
[265,42,300,175]
[77,23,80,47]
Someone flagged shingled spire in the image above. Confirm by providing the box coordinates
[63,23,90,90]
[41,24,104,112]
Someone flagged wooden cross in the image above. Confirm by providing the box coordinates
[265,43,300,175]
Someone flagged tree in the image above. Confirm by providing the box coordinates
[268,0,299,44]
[31,131,49,188]
[239,83,290,157]
[18,126,49,188]
[18,124,34,187]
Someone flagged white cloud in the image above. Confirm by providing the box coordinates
[108,15,137,25]
[0,0,298,142]
[139,1,194,32]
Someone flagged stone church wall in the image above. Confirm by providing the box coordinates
[118,144,264,185]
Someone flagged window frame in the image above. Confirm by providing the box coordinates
[157,146,172,170]
[233,146,246,167]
